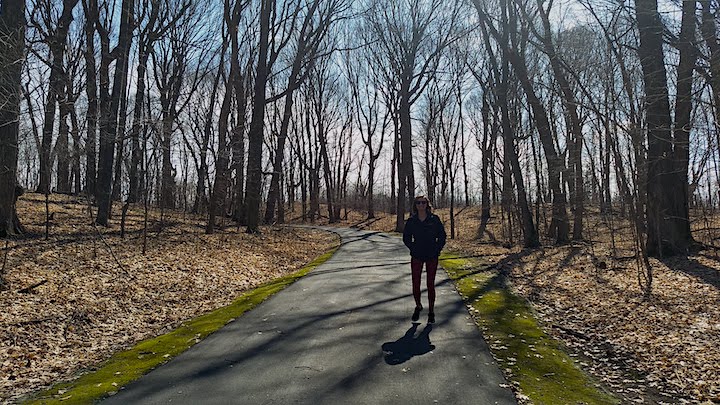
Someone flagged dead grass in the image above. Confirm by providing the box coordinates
[0,193,339,403]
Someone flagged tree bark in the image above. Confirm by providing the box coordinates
[0,0,25,236]
[95,0,135,225]
[38,0,80,194]
[636,0,690,256]
[396,75,414,232]
[244,0,273,233]
[56,91,72,193]
[479,94,491,238]
[83,0,98,197]
[536,1,583,240]
[672,0,697,246]
[128,44,151,204]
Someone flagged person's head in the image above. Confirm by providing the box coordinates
[411,195,432,215]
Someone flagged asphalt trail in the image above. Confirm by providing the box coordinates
[102,227,516,404]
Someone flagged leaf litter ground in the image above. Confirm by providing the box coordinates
[0,193,338,403]
[3,195,720,404]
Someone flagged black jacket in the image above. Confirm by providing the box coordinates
[403,213,447,261]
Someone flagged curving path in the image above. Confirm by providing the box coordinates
[102,227,516,404]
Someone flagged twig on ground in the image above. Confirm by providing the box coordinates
[8,314,64,326]
[1,240,10,290]
[18,279,48,294]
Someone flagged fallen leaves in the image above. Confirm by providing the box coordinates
[0,193,338,402]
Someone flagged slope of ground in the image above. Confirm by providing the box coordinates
[0,193,339,402]
[3,195,719,404]
[301,203,720,403]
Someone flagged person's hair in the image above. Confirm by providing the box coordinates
[411,195,432,215]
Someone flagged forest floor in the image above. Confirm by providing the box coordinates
[0,193,339,403]
[301,203,720,404]
[2,194,719,404]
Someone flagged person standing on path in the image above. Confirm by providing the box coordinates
[403,195,447,324]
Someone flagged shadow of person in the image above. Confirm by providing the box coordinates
[381,323,435,365]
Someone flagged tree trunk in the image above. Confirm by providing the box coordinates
[501,74,537,247]
[95,0,134,225]
[56,92,71,193]
[193,54,224,215]
[207,71,233,234]
[161,108,175,209]
[230,74,247,225]
[387,109,397,215]
[38,0,79,194]
[128,45,151,204]
[69,93,82,193]
[636,0,690,256]
[83,0,98,197]
[265,84,296,224]
[0,0,25,236]
[111,77,129,203]
[479,95,491,238]
[265,0,325,224]
[474,0,567,243]
[244,0,272,234]
[672,0,697,246]
[701,0,720,205]
[317,111,336,223]
[536,2,583,240]
[396,83,413,232]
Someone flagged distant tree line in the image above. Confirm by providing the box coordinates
[1,0,719,265]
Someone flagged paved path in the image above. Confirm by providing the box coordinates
[103,227,516,404]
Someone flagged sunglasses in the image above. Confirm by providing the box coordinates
[415,201,428,205]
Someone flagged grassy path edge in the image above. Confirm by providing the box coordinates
[23,246,340,405]
[440,251,618,405]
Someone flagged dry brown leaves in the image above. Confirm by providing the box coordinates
[0,193,338,403]
[324,204,720,404]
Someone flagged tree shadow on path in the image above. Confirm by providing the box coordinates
[381,323,435,365]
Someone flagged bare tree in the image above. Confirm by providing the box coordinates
[82,0,98,196]
[530,0,585,240]
[264,0,348,224]
[151,2,203,210]
[347,46,389,220]
[366,0,464,232]
[0,0,26,237]
[474,0,568,243]
[29,0,80,195]
[245,0,305,233]
[94,0,135,225]
[127,0,189,203]
[474,0,539,247]
[635,0,694,257]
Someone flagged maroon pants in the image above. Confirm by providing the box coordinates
[411,257,438,311]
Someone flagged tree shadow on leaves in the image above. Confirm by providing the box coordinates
[381,323,435,365]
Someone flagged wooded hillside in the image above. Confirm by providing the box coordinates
[1,0,720,402]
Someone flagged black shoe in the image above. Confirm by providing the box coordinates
[428,312,435,324]
[411,306,423,322]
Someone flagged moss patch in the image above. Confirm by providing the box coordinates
[24,248,338,405]
[441,252,618,405]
